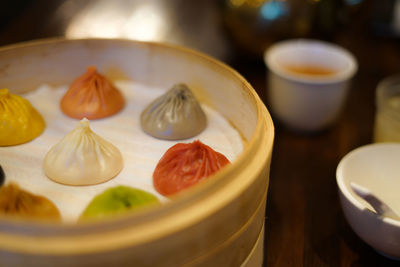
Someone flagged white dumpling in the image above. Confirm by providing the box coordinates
[140,83,207,140]
[43,118,123,186]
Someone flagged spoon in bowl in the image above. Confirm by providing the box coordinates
[350,182,400,220]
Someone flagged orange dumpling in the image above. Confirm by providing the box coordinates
[60,66,125,119]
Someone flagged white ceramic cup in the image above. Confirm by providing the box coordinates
[264,39,358,132]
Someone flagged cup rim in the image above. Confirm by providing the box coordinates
[264,39,358,84]
[336,143,400,226]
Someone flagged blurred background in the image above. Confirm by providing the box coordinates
[0,0,394,60]
[1,1,400,266]
[1,0,399,101]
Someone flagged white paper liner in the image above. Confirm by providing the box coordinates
[0,81,244,223]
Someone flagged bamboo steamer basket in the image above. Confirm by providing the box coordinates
[0,39,274,267]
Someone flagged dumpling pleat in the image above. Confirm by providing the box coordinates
[140,83,207,140]
[43,118,123,185]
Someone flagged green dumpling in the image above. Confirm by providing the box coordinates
[80,186,159,220]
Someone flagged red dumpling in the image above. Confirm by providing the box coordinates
[153,140,230,196]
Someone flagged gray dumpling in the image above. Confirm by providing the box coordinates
[140,83,207,140]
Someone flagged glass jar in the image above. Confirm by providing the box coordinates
[374,75,400,142]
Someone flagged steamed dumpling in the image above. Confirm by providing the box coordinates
[43,118,123,185]
[0,88,45,146]
[153,140,230,196]
[0,182,60,221]
[140,83,207,140]
[80,186,160,221]
[60,66,125,120]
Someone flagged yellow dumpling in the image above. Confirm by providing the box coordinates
[0,182,61,221]
[0,88,45,146]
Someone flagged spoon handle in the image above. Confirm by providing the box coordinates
[350,182,400,219]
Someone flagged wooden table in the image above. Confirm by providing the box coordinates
[225,2,400,265]
[1,1,399,266]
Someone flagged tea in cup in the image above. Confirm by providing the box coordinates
[264,39,358,132]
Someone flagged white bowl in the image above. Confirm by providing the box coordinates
[336,143,400,259]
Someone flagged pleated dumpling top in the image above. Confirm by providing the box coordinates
[140,83,207,140]
[153,140,230,196]
[80,186,160,221]
[0,88,45,146]
[0,182,60,221]
[43,118,123,186]
[60,66,125,120]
